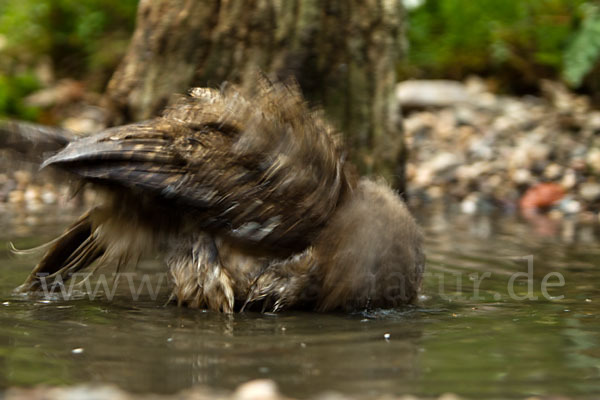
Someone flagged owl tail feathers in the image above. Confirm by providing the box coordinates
[14,208,105,294]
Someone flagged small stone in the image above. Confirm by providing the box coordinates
[397,395,420,400]
[426,186,444,200]
[24,186,41,203]
[587,111,600,130]
[485,174,503,190]
[461,195,478,215]
[512,169,532,185]
[429,152,461,173]
[8,190,25,204]
[41,190,57,204]
[544,163,563,180]
[548,209,564,220]
[455,165,475,182]
[414,168,434,187]
[13,170,32,187]
[438,393,462,400]
[587,148,600,173]
[71,348,84,354]
[561,169,577,189]
[383,333,391,340]
[234,379,280,400]
[559,198,581,214]
[579,181,600,202]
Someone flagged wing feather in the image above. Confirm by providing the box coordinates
[43,80,348,251]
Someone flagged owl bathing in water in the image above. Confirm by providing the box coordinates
[15,78,425,313]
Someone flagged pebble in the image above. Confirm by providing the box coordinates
[512,169,532,185]
[8,190,25,204]
[13,170,31,188]
[461,195,479,215]
[41,189,58,204]
[24,186,41,203]
[578,181,600,202]
[438,394,462,400]
[559,198,582,215]
[561,169,577,190]
[544,163,563,180]
[233,379,280,400]
[586,148,600,173]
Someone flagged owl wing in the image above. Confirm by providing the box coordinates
[43,83,347,252]
[0,119,73,162]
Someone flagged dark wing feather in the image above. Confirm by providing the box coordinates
[43,81,348,252]
[0,119,73,162]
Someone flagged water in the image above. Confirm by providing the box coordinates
[0,203,599,398]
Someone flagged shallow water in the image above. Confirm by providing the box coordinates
[0,204,599,399]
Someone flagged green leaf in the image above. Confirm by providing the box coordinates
[563,3,600,87]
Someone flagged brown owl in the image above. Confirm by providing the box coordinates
[15,78,424,312]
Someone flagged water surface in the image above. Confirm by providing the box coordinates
[0,204,599,398]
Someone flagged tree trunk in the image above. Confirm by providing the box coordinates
[104,0,405,189]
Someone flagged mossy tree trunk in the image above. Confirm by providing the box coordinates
[104,0,406,190]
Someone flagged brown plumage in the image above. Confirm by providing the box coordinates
[16,79,424,312]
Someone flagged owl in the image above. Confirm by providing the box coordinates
[15,78,424,312]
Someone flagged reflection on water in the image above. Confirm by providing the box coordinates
[0,203,599,398]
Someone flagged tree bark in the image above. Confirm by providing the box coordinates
[104,0,405,188]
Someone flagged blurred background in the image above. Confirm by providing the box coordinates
[1,0,599,121]
[402,0,600,96]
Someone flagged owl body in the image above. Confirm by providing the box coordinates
[17,80,424,312]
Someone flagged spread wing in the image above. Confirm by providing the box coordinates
[0,119,73,162]
[43,81,347,251]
